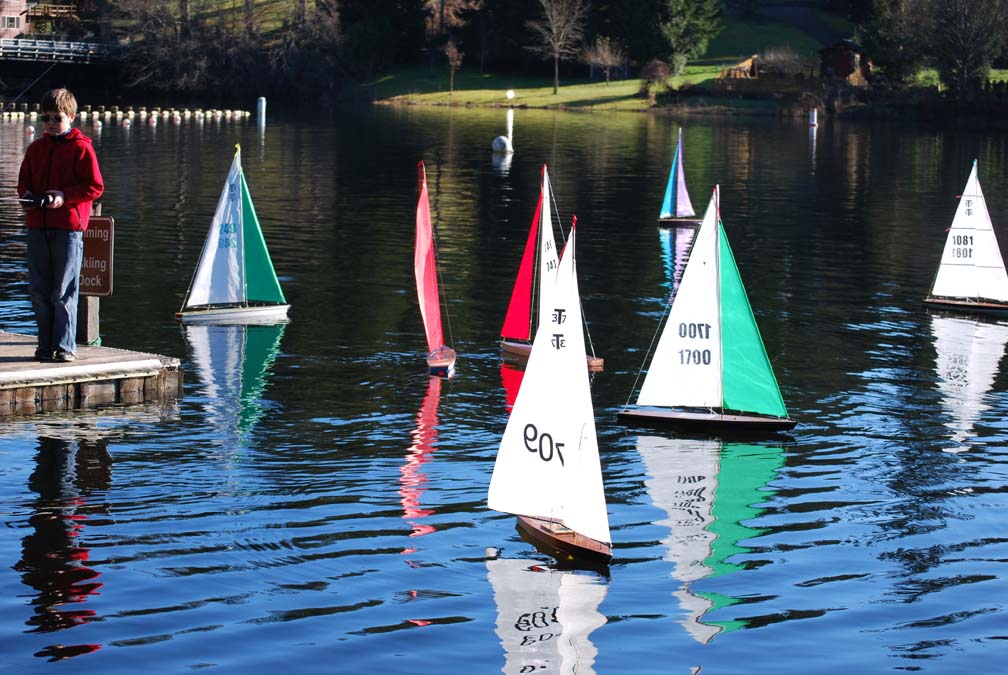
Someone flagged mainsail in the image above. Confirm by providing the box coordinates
[489,224,610,547]
[927,160,1008,304]
[501,165,559,344]
[415,161,445,354]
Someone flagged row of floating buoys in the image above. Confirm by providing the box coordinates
[2,108,251,123]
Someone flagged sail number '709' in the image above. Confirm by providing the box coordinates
[524,424,564,466]
[678,322,712,365]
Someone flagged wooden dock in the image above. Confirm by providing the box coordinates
[0,331,182,417]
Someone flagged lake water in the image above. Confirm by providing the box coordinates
[1,105,1007,673]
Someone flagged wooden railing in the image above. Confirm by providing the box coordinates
[25,4,79,20]
[0,38,121,63]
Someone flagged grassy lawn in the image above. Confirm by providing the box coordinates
[367,14,824,110]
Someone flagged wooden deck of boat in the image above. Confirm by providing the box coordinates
[0,331,182,417]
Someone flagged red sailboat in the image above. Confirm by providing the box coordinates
[500,165,603,371]
[415,161,456,377]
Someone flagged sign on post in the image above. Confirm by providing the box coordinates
[81,215,113,296]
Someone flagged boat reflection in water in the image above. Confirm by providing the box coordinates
[14,434,111,661]
[636,435,783,643]
[929,313,1008,451]
[185,322,286,449]
[486,557,608,674]
[400,376,443,541]
[658,224,696,302]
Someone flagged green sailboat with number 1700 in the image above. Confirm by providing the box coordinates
[619,185,795,433]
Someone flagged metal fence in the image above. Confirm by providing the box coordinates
[0,38,121,63]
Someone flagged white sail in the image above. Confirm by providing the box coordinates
[636,435,721,644]
[488,227,610,545]
[486,558,607,675]
[638,190,723,407]
[930,161,1008,302]
[931,314,1008,448]
[537,168,560,329]
[186,150,245,307]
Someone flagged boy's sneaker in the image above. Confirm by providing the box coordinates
[34,349,52,362]
[54,351,75,362]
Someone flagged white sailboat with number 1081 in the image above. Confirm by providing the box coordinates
[488,220,612,567]
[924,159,1008,313]
[176,145,289,324]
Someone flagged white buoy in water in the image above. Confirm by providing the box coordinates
[491,105,515,154]
[123,118,131,128]
[809,108,818,127]
[491,135,512,153]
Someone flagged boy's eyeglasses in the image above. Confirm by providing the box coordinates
[40,115,64,123]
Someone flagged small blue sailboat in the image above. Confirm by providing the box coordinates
[658,128,702,229]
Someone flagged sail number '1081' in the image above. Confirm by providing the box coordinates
[951,234,973,259]
[524,424,564,466]
[678,322,712,365]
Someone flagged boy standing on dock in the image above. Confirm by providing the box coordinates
[17,88,104,362]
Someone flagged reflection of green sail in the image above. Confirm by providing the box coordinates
[636,436,782,643]
[186,323,286,444]
[698,443,783,634]
[238,324,286,435]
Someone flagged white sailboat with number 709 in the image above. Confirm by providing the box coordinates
[488,220,612,568]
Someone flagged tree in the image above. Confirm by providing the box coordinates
[659,0,721,62]
[424,0,483,40]
[526,0,588,94]
[582,36,625,84]
[858,0,931,85]
[444,38,463,93]
[928,0,1008,95]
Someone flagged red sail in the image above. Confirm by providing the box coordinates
[500,170,544,342]
[415,162,443,353]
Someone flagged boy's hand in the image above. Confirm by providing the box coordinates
[44,191,64,208]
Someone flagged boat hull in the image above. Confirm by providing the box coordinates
[426,345,456,377]
[501,339,604,372]
[657,216,703,229]
[617,406,796,432]
[515,515,612,569]
[176,304,290,325]
[923,296,1008,314]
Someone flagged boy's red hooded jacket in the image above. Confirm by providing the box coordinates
[17,127,104,231]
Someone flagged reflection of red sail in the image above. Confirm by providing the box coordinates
[500,361,526,413]
[400,377,442,539]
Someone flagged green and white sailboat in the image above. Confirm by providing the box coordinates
[177,145,289,323]
[619,186,795,432]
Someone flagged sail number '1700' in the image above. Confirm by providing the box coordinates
[524,424,564,466]
[678,322,712,365]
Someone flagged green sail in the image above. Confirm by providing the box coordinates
[718,222,788,418]
[241,173,287,305]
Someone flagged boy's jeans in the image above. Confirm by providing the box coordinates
[27,228,83,356]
